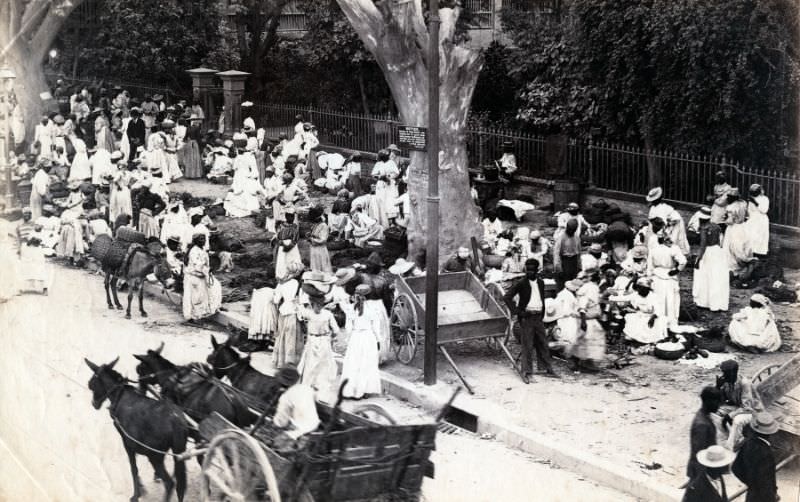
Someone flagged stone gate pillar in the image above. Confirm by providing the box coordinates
[216,70,250,135]
[187,67,218,131]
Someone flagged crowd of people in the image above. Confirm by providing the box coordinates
[3,79,790,498]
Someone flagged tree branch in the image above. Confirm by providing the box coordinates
[30,0,82,59]
[336,0,384,53]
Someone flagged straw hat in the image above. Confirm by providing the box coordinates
[241,101,253,107]
[749,183,762,193]
[387,144,401,152]
[696,445,736,468]
[110,151,124,162]
[302,270,336,286]
[635,277,652,289]
[335,268,357,286]
[646,187,663,202]
[750,293,769,306]
[389,257,416,276]
[566,202,579,210]
[589,242,603,252]
[631,246,648,260]
[698,206,712,220]
[355,284,372,296]
[750,411,779,435]
[565,280,582,292]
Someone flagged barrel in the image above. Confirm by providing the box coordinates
[553,179,582,212]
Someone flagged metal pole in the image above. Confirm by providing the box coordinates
[424,0,440,386]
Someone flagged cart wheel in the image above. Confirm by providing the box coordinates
[485,283,511,351]
[752,364,783,386]
[351,403,399,425]
[391,293,419,364]
[201,429,281,502]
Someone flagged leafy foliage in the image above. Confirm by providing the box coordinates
[58,0,223,89]
[504,0,800,167]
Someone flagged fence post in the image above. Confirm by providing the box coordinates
[587,138,594,187]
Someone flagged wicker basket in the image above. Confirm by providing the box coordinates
[116,226,147,245]
[90,234,113,262]
[483,254,504,268]
[102,240,133,270]
[654,345,686,360]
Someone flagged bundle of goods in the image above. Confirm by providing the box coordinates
[116,226,147,245]
[89,234,137,271]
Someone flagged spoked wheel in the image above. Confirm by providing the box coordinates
[351,403,399,425]
[201,429,281,502]
[485,283,511,351]
[391,293,419,364]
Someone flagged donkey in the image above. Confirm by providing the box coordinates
[85,357,187,502]
[133,342,256,429]
[103,240,176,319]
[206,335,281,410]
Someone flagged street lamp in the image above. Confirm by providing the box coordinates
[0,65,17,211]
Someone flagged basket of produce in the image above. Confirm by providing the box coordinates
[483,254,504,268]
[90,234,113,262]
[654,341,687,360]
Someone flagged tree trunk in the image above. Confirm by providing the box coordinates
[335,1,483,267]
[357,64,371,116]
[7,44,49,140]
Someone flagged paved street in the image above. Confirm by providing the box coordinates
[0,244,632,502]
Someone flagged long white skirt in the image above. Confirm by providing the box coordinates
[724,223,753,274]
[249,287,278,336]
[747,212,769,255]
[182,273,222,320]
[568,319,606,362]
[729,311,781,352]
[692,245,729,311]
[18,245,53,293]
[341,321,382,399]
[364,299,391,364]
[623,312,667,344]
[298,335,337,403]
[275,246,302,281]
[651,275,680,325]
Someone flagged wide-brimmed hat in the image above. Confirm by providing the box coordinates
[387,143,401,152]
[110,151,124,162]
[696,445,736,468]
[335,268,357,286]
[750,411,779,435]
[635,277,652,289]
[631,245,648,260]
[749,183,762,193]
[302,270,336,286]
[728,187,740,197]
[389,257,416,275]
[646,187,663,202]
[750,293,769,306]
[589,242,603,252]
[68,180,83,190]
[565,279,582,292]
[241,101,253,107]
[698,206,712,219]
[53,114,65,125]
[152,94,164,101]
[161,119,175,128]
[302,282,329,297]
[566,202,579,211]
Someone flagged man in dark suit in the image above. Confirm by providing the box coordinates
[731,412,778,502]
[503,258,557,382]
[687,386,722,480]
[683,445,734,502]
[127,108,146,155]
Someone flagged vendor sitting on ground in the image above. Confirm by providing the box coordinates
[443,246,485,279]
[272,364,321,442]
[714,359,764,451]
[544,279,581,352]
[481,210,504,249]
[581,242,608,272]
[555,202,590,239]
[350,202,383,248]
[501,244,526,274]
[728,294,781,353]
[613,277,667,344]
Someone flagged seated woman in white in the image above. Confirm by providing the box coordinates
[729,294,781,353]
[224,176,266,218]
[612,277,667,344]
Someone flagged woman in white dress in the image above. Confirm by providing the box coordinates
[570,271,606,371]
[746,184,769,256]
[182,234,222,321]
[543,279,581,350]
[298,296,341,403]
[273,262,304,368]
[692,208,729,312]
[729,294,781,353]
[67,134,92,182]
[616,277,667,344]
[161,120,183,182]
[370,152,392,228]
[109,163,133,222]
[341,284,382,399]
[647,236,686,326]
[722,188,754,276]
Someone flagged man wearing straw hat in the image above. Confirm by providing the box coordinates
[731,411,778,502]
[683,445,736,502]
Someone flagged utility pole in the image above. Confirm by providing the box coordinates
[424,0,440,386]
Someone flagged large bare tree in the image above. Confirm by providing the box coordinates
[1,0,82,134]
[335,0,483,264]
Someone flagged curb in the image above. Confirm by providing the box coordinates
[141,283,682,501]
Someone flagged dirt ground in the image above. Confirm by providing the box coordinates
[174,178,800,498]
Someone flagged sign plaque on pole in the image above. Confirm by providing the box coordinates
[398,126,428,152]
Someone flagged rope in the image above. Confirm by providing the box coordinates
[110,415,193,459]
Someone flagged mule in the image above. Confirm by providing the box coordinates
[206,335,281,409]
[133,342,256,429]
[104,241,175,319]
[85,357,187,502]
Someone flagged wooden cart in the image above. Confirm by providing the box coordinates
[196,400,437,502]
[390,271,521,393]
[730,354,800,500]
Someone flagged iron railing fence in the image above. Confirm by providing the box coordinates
[250,102,800,227]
